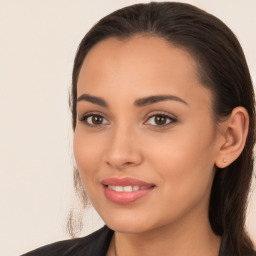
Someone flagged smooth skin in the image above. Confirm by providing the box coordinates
[73,36,249,256]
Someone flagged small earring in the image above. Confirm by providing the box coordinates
[223,159,227,163]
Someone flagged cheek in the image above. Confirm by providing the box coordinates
[145,126,216,173]
[152,145,214,197]
[73,130,103,184]
[143,145,215,226]
[144,125,216,200]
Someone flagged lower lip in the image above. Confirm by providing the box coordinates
[103,186,154,204]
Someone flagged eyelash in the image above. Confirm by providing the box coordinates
[79,112,109,128]
[79,111,177,129]
[144,112,177,128]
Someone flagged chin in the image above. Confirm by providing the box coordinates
[106,221,150,234]
[101,211,161,234]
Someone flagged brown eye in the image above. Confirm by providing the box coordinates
[80,114,109,126]
[145,114,177,127]
[91,115,104,125]
[155,115,168,125]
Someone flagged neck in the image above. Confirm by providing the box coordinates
[108,212,221,256]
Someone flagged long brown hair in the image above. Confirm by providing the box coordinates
[69,2,256,254]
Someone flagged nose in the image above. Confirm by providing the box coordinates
[104,125,143,170]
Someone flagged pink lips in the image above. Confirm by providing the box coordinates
[101,177,155,204]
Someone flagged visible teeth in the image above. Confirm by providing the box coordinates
[116,186,123,192]
[109,185,115,190]
[123,186,132,192]
[133,186,139,191]
[107,185,150,192]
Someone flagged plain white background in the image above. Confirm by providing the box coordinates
[0,0,255,255]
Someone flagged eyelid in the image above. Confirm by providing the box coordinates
[78,111,110,127]
[78,110,177,128]
[143,111,177,127]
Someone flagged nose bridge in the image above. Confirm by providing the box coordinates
[104,121,142,169]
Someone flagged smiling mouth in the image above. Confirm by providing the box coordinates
[101,177,155,204]
[105,185,153,192]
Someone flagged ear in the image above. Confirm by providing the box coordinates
[215,107,249,168]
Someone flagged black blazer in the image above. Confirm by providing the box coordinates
[21,225,235,256]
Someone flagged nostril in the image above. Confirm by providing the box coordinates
[104,150,143,169]
[105,160,135,169]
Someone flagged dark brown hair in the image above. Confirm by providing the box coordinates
[69,2,256,254]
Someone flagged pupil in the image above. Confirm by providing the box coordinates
[155,116,166,125]
[93,115,103,124]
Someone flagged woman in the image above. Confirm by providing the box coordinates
[23,2,256,256]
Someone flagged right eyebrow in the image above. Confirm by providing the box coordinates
[134,94,188,107]
[76,94,108,108]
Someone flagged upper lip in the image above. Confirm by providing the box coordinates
[101,177,155,187]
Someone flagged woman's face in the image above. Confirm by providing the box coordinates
[74,36,222,233]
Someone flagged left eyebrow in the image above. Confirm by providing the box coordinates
[77,94,108,108]
[134,95,188,107]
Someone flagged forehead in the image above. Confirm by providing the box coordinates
[79,35,199,85]
[77,35,212,109]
